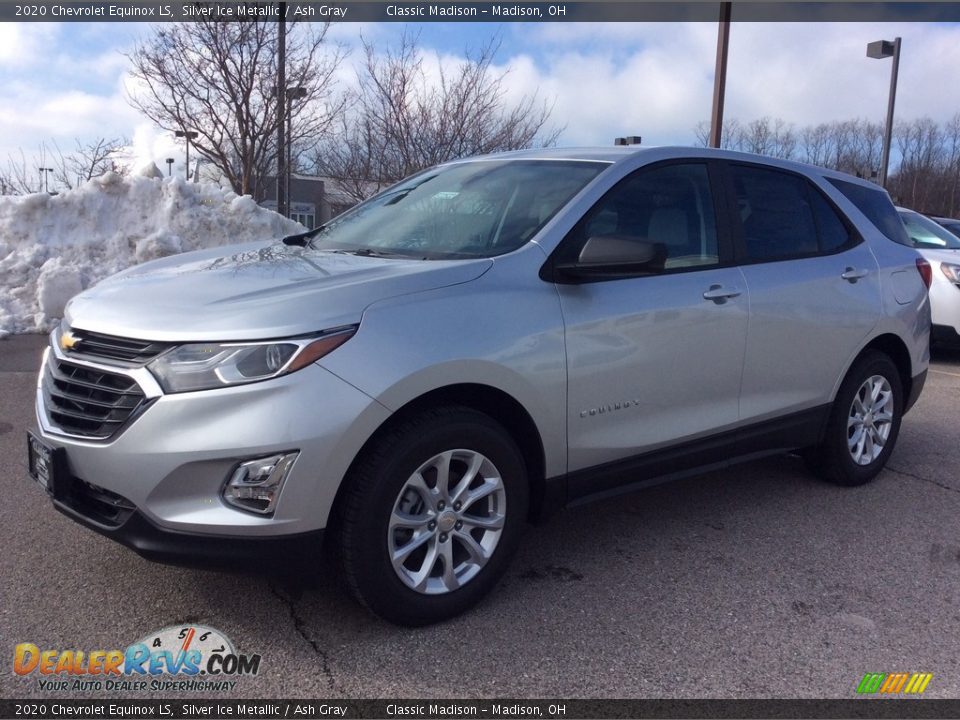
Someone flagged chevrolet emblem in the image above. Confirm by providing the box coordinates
[60,332,80,351]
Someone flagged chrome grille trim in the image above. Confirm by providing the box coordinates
[66,328,173,364]
[42,359,146,438]
[37,336,164,442]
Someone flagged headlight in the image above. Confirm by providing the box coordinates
[940,262,960,285]
[148,326,356,393]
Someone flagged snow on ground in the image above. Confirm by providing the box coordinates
[0,172,304,338]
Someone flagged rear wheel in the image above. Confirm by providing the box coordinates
[806,350,903,486]
[336,407,528,626]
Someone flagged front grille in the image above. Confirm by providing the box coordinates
[68,329,172,364]
[42,358,147,439]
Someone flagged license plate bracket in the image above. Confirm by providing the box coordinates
[27,431,66,497]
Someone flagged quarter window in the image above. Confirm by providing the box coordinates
[827,177,911,246]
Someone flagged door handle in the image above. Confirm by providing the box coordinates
[703,284,741,303]
[841,267,869,282]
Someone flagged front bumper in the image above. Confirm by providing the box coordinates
[34,341,391,541]
[932,324,960,346]
[52,478,325,568]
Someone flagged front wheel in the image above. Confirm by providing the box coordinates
[806,350,903,486]
[335,407,528,626]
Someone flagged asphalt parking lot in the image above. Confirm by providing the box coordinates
[2,333,959,700]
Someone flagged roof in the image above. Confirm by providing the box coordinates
[463,146,647,163]
[444,145,887,191]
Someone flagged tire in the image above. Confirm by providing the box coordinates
[335,406,529,626]
[806,350,903,486]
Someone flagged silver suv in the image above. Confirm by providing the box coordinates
[28,147,930,625]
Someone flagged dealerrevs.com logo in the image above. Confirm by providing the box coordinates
[13,625,261,693]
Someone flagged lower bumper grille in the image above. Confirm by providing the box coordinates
[66,477,136,528]
[42,358,147,439]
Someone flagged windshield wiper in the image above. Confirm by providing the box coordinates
[331,248,404,258]
[281,225,326,247]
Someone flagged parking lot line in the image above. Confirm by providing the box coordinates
[930,368,960,378]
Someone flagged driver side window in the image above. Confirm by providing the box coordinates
[563,163,720,271]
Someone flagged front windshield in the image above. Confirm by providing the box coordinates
[899,210,960,250]
[311,160,607,259]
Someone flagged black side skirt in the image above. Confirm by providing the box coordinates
[535,404,830,518]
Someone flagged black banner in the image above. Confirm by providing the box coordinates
[6,1,960,23]
[5,699,960,720]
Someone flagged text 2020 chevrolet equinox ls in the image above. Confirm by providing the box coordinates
[29,147,930,625]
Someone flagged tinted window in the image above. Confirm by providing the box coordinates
[564,163,719,271]
[827,178,911,246]
[940,220,960,238]
[809,189,853,252]
[731,165,818,261]
[899,210,960,250]
[940,220,960,237]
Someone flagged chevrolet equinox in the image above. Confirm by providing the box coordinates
[29,147,931,625]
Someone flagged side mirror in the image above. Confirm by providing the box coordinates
[555,235,667,281]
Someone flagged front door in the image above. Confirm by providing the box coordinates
[553,162,749,478]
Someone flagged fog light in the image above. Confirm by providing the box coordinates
[223,452,298,515]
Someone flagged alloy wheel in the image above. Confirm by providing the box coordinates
[387,449,507,594]
[847,374,894,466]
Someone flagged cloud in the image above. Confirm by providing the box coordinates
[0,23,61,67]
[491,22,960,146]
[2,19,960,187]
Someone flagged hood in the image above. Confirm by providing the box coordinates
[66,241,492,342]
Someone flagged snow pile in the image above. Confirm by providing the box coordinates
[0,174,304,337]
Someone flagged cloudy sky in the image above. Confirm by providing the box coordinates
[1,19,959,181]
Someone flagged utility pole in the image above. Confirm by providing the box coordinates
[709,2,732,148]
[276,3,287,217]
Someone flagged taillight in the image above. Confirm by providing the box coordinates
[916,257,932,289]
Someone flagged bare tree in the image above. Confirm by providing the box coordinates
[892,117,945,210]
[734,117,796,159]
[54,137,129,188]
[943,112,960,216]
[693,117,792,156]
[312,32,561,202]
[0,137,128,195]
[692,114,960,214]
[126,18,345,200]
[0,149,39,195]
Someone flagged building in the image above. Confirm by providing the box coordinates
[259,174,359,228]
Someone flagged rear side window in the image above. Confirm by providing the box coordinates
[827,178,911,246]
[730,165,819,261]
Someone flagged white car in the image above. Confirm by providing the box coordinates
[898,208,960,345]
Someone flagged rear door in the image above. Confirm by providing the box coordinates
[552,161,749,475]
[725,162,882,422]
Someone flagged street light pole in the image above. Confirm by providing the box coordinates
[175,130,199,180]
[867,37,901,188]
[38,167,53,193]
